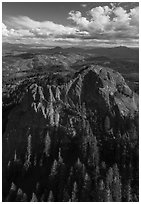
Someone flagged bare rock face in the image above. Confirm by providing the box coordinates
[2,65,138,201]
[3,65,138,159]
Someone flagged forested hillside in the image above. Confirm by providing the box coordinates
[3,65,139,201]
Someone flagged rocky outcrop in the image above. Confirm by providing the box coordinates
[2,65,139,201]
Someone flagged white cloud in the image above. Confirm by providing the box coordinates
[5,16,77,37]
[2,5,139,47]
[2,23,9,36]
[68,6,139,41]
[81,4,87,8]
[2,22,34,39]
[129,6,139,26]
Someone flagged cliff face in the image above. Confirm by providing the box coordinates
[3,65,139,201]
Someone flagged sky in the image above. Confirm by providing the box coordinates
[2,2,139,47]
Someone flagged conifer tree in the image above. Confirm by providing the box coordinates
[44,131,51,156]
[82,137,88,161]
[5,182,17,202]
[106,167,113,188]
[50,159,58,177]
[105,167,113,202]
[105,187,113,202]
[57,161,66,201]
[58,148,63,165]
[40,189,48,202]
[67,166,74,195]
[112,164,122,202]
[75,158,83,192]
[104,115,111,132]
[75,157,82,171]
[97,179,105,202]
[124,181,132,202]
[48,190,54,202]
[100,161,106,178]
[39,156,43,167]
[40,193,45,202]
[16,188,23,201]
[81,172,91,201]
[14,150,17,162]
[35,182,41,198]
[49,159,58,190]
[82,163,86,178]
[31,192,38,202]
[24,134,32,170]
[71,181,78,202]
[21,193,28,202]
[33,155,37,167]
[132,194,138,202]
[62,187,70,202]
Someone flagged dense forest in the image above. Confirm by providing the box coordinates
[3,65,139,202]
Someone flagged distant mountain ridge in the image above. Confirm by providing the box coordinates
[3,42,139,60]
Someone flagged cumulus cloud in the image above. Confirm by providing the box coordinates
[2,4,139,47]
[68,5,139,41]
[3,15,91,43]
[2,22,34,39]
[4,16,77,37]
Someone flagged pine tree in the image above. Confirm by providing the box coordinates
[40,193,45,202]
[82,163,86,178]
[132,194,138,202]
[75,157,82,171]
[5,182,17,202]
[57,161,66,201]
[14,150,17,162]
[48,190,54,202]
[97,179,105,201]
[44,131,51,156]
[104,187,112,202]
[105,167,113,202]
[124,181,132,202]
[35,182,41,198]
[49,159,58,191]
[106,167,113,188]
[88,135,99,168]
[50,159,58,177]
[16,188,23,201]
[82,136,88,161]
[100,161,106,178]
[7,160,11,168]
[81,172,91,201]
[63,187,70,202]
[40,189,48,202]
[21,193,28,202]
[71,181,78,202]
[104,115,111,132]
[39,156,43,167]
[24,134,32,170]
[34,155,37,167]
[81,120,91,161]
[55,109,60,127]
[58,148,63,165]
[83,120,99,172]
[31,192,38,202]
[67,166,74,195]
[75,158,83,193]
[112,164,122,202]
